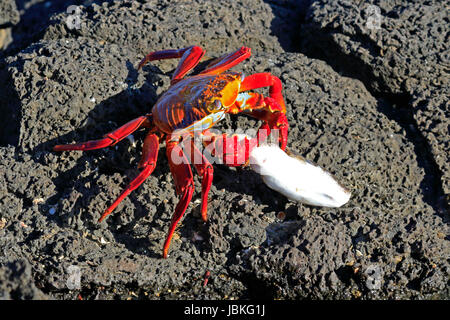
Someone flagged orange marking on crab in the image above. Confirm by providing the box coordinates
[53,46,289,258]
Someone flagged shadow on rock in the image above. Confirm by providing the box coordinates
[262,0,313,52]
[376,97,449,223]
[3,0,109,56]
[0,66,21,147]
[296,26,448,222]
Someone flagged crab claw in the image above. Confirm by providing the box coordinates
[239,94,289,151]
[257,107,288,151]
[249,144,351,207]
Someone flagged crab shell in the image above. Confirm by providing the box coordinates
[249,144,351,207]
[152,72,243,134]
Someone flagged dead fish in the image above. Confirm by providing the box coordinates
[249,144,351,207]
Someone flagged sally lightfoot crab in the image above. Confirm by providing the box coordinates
[53,46,288,258]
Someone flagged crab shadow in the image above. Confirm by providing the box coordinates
[31,60,288,259]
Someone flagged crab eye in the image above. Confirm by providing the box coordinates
[214,99,222,110]
[207,99,222,112]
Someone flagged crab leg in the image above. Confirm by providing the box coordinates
[182,137,214,222]
[53,115,152,151]
[164,136,195,258]
[138,46,205,84]
[98,133,160,222]
[199,46,251,75]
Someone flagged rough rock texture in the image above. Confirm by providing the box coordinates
[229,52,449,299]
[42,0,289,55]
[299,0,450,195]
[0,259,48,299]
[0,0,19,50]
[0,0,19,27]
[1,1,109,53]
[0,0,448,300]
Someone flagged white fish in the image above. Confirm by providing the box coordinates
[249,144,351,207]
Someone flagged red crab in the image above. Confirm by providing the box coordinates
[54,46,288,258]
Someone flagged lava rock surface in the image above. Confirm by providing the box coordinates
[300,0,450,195]
[0,0,448,299]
